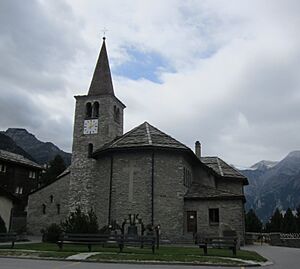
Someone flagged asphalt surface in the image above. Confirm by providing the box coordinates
[0,244,300,268]
[244,244,300,269]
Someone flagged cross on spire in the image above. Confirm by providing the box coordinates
[102,27,108,40]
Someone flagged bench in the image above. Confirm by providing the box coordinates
[0,233,17,248]
[120,234,156,253]
[57,233,122,252]
[196,236,237,256]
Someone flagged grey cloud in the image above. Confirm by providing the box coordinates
[0,88,46,128]
[0,0,85,94]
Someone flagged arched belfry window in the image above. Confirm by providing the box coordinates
[86,102,92,118]
[92,102,99,118]
[88,143,93,158]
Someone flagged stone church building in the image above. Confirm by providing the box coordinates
[27,38,248,243]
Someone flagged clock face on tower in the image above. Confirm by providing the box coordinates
[83,119,98,134]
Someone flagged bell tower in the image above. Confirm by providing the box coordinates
[69,38,125,210]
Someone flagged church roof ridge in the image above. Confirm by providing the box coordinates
[93,121,190,155]
[88,38,115,96]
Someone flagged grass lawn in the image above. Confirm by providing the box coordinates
[0,243,267,264]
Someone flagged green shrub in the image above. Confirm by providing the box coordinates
[42,223,62,243]
[0,215,7,233]
[61,207,99,233]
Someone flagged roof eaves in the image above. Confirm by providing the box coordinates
[28,170,71,195]
[184,195,246,202]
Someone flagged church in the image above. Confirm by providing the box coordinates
[27,38,248,244]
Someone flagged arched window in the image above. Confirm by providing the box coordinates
[42,204,46,215]
[85,102,92,118]
[50,195,54,203]
[92,102,99,118]
[88,143,93,158]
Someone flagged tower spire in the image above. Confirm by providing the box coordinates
[88,38,114,96]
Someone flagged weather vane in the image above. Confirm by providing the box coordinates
[102,27,108,40]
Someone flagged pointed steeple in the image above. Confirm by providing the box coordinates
[88,37,114,96]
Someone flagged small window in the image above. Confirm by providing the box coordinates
[15,186,23,194]
[113,106,120,123]
[85,102,92,118]
[92,102,99,118]
[0,163,7,173]
[57,204,61,215]
[42,204,46,215]
[88,143,93,158]
[183,167,192,187]
[29,171,36,179]
[50,195,54,203]
[209,208,219,225]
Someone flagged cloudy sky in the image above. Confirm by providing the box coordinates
[0,0,299,167]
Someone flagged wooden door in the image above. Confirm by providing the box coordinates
[187,211,197,233]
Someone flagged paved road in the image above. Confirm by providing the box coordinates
[244,244,300,268]
[1,245,300,268]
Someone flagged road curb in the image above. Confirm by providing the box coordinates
[0,254,265,267]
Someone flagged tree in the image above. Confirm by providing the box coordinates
[245,209,263,232]
[0,215,7,233]
[282,208,297,233]
[265,208,283,232]
[41,223,62,243]
[61,207,99,233]
[296,206,300,233]
[41,155,66,184]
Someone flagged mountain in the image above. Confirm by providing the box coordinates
[0,132,36,161]
[4,128,71,166]
[241,151,300,222]
[250,160,278,170]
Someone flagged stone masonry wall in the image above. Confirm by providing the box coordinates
[27,174,70,235]
[217,179,244,195]
[184,199,245,244]
[191,161,216,188]
[92,150,188,241]
[110,151,153,226]
[91,156,111,229]
[69,94,124,212]
[154,152,186,241]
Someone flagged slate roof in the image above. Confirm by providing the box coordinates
[94,122,189,154]
[0,149,42,169]
[200,157,246,180]
[88,38,114,96]
[57,167,71,179]
[184,183,245,201]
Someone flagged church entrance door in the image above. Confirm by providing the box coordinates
[187,211,197,233]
